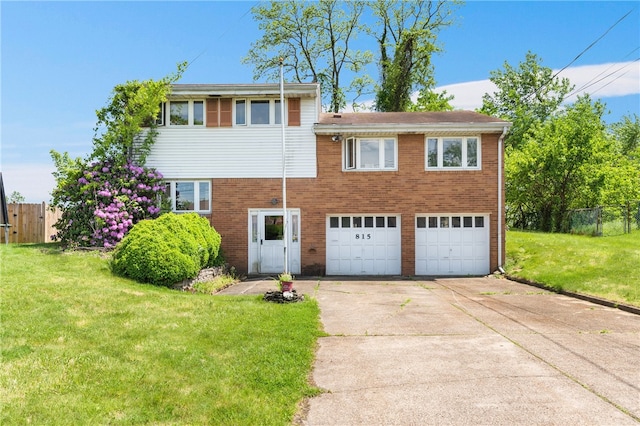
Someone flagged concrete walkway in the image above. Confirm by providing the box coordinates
[218,277,640,425]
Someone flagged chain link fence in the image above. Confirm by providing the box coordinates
[568,201,640,236]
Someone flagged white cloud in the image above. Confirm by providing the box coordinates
[437,61,640,111]
[1,163,56,203]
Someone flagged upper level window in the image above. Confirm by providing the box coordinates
[165,180,211,213]
[168,100,205,126]
[426,137,480,170]
[344,137,397,171]
[235,99,283,126]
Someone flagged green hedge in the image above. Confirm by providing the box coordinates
[111,213,222,287]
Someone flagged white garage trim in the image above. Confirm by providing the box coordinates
[415,214,490,276]
[326,215,401,275]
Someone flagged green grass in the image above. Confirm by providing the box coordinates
[506,230,640,306]
[0,244,321,425]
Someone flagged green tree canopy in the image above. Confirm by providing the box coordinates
[479,52,573,150]
[243,0,373,112]
[371,0,461,112]
[244,0,459,112]
[506,96,614,231]
[91,62,186,164]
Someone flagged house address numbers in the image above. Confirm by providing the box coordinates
[355,233,372,240]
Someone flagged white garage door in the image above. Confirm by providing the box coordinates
[415,214,489,276]
[326,215,401,275]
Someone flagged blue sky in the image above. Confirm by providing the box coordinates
[2,1,639,202]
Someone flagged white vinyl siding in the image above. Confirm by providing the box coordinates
[146,97,317,179]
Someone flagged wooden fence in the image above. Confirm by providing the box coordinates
[0,203,61,244]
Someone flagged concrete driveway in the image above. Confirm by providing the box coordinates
[218,276,640,425]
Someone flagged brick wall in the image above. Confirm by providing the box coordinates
[211,132,504,275]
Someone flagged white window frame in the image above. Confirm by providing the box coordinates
[426,136,481,170]
[165,180,211,213]
[167,100,205,127]
[343,137,397,171]
[235,98,284,126]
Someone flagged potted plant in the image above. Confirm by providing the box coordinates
[277,272,294,292]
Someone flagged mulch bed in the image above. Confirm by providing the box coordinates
[263,290,305,303]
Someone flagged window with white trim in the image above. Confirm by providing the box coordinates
[426,137,480,170]
[344,137,397,171]
[235,99,283,125]
[165,180,211,213]
[167,100,205,126]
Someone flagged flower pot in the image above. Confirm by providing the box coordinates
[281,281,294,292]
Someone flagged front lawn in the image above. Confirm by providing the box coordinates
[505,230,640,306]
[0,244,321,425]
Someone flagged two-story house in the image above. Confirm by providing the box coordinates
[145,83,510,277]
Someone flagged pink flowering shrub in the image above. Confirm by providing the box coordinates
[51,158,165,248]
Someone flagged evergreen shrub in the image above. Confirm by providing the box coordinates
[111,213,221,286]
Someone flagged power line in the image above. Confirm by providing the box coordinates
[549,9,634,83]
[184,2,259,71]
[524,8,635,104]
[565,56,639,100]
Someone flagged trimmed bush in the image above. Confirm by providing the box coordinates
[111,213,221,287]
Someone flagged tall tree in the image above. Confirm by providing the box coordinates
[479,52,573,150]
[601,114,640,205]
[372,0,461,112]
[243,0,373,112]
[506,96,611,231]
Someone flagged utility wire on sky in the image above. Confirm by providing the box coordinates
[524,8,635,104]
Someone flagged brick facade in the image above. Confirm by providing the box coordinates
[210,132,505,276]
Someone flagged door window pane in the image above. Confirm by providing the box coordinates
[291,214,299,242]
[330,217,339,228]
[428,217,438,228]
[364,216,374,227]
[475,216,485,228]
[452,216,461,228]
[264,216,283,240]
[251,214,258,242]
[417,217,426,228]
[387,216,397,228]
[376,216,385,228]
[463,216,473,227]
[440,217,450,228]
[170,101,188,125]
[251,100,270,124]
[353,217,362,228]
[341,217,351,228]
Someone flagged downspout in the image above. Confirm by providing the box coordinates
[497,126,508,273]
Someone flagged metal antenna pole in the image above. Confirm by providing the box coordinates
[279,58,288,274]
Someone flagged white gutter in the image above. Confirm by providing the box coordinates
[497,126,508,272]
[314,123,509,135]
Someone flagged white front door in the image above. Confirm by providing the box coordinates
[248,209,300,275]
